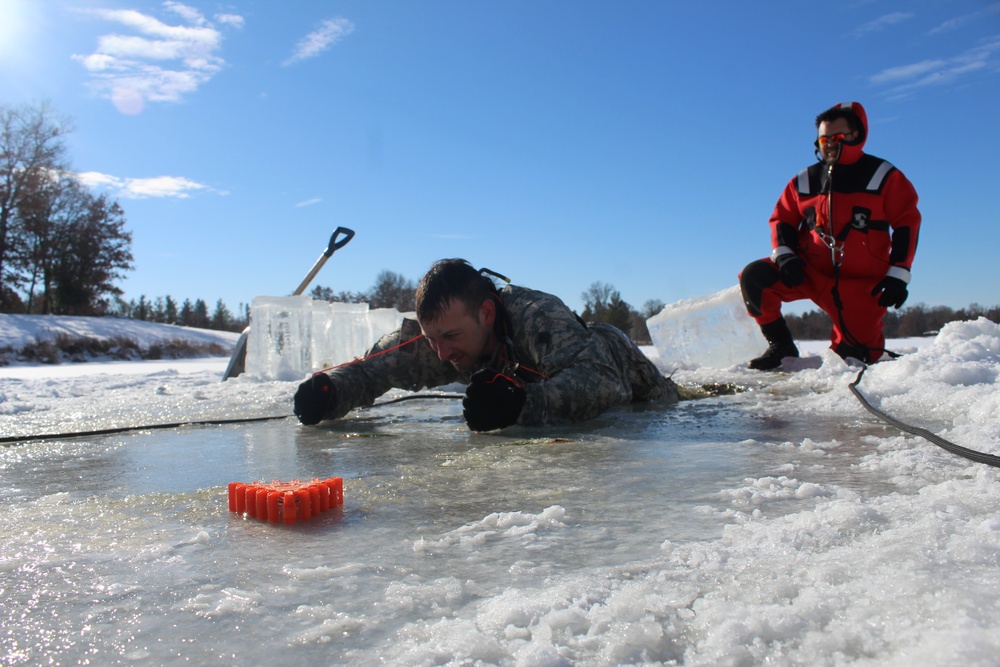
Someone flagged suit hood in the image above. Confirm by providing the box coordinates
[823,101,868,164]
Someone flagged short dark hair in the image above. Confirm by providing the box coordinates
[815,107,863,135]
[415,258,497,323]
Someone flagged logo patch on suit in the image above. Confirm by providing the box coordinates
[851,207,872,230]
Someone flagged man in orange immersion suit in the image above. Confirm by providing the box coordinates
[739,101,921,369]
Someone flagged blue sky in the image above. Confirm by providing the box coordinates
[2,0,998,316]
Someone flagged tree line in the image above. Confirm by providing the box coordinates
[25,271,1000,343]
[102,274,1000,342]
[784,302,1000,340]
[107,294,250,333]
[107,270,418,334]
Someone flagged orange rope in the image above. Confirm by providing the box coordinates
[311,334,426,376]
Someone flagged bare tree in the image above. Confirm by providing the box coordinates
[641,298,665,319]
[368,270,416,311]
[0,101,72,310]
[1,101,131,315]
[581,282,616,321]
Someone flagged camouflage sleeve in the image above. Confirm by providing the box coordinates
[508,291,633,425]
[321,318,464,420]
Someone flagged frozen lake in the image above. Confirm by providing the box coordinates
[3,320,1000,665]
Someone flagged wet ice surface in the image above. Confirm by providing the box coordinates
[2,320,1000,665]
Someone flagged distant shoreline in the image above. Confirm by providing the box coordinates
[0,314,238,367]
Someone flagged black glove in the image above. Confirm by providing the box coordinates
[775,253,806,287]
[463,370,526,432]
[871,275,908,309]
[294,373,335,425]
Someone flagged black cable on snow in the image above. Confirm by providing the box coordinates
[849,365,1000,468]
[0,393,466,445]
[0,414,290,445]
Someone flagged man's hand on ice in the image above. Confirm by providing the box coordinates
[294,373,335,425]
[463,370,526,432]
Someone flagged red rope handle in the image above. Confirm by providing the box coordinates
[499,356,550,381]
[482,371,525,387]
[311,334,426,376]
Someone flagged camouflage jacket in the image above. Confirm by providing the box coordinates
[320,284,678,425]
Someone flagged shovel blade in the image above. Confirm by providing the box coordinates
[221,328,249,381]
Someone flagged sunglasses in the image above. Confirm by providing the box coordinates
[817,133,849,147]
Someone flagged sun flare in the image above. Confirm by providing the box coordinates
[0,0,32,61]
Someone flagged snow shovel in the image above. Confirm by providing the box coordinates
[221,226,355,381]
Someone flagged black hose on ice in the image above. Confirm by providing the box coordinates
[0,414,290,445]
[849,365,1000,468]
[0,393,465,445]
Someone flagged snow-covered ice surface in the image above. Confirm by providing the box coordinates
[2,315,1000,666]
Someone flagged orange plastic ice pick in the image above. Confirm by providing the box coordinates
[228,478,343,524]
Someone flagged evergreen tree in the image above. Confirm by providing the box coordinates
[179,299,194,326]
[164,295,178,324]
[310,285,335,302]
[211,299,233,331]
[309,284,369,303]
[133,295,150,321]
[49,194,132,315]
[605,292,634,336]
[192,299,210,328]
[152,296,166,323]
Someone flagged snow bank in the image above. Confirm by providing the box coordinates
[0,314,239,350]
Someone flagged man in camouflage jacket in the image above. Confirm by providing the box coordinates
[294,258,679,430]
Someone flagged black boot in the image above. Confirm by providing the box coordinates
[749,318,799,370]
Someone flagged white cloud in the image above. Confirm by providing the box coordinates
[284,18,355,66]
[71,3,242,114]
[95,34,205,61]
[849,12,914,39]
[75,172,215,199]
[164,1,207,26]
[215,13,245,29]
[928,2,1000,35]
[870,59,948,85]
[871,38,1000,97]
[295,198,322,208]
[121,176,207,198]
[74,171,122,189]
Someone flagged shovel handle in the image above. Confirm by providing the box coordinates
[324,227,355,257]
[292,226,356,296]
